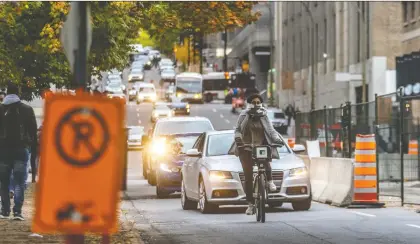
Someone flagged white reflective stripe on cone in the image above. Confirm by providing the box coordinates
[354,149,376,155]
[356,136,375,142]
[354,163,376,168]
[354,188,377,193]
[354,175,377,180]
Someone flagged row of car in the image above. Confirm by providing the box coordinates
[134,116,312,213]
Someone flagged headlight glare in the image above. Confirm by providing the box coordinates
[289,167,307,177]
[151,138,166,155]
[209,171,233,181]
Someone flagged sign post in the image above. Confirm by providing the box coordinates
[34,2,123,244]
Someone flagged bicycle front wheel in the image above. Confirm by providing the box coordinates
[255,177,261,222]
[259,175,266,223]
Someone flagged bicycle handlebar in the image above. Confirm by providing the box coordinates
[237,143,284,149]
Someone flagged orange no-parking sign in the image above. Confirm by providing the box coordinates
[33,93,125,234]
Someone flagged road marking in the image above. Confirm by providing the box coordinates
[136,108,140,112]
[406,224,420,229]
[350,211,376,217]
[138,120,142,124]
[225,119,230,124]
[137,113,140,117]
[220,114,224,118]
[212,108,217,112]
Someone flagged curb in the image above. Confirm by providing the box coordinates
[119,200,145,244]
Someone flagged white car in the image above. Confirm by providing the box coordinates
[136,83,157,103]
[161,69,176,82]
[181,130,311,213]
[151,102,174,122]
[129,68,144,82]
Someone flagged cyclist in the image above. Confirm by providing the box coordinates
[233,93,284,215]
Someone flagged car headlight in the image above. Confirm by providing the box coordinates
[177,93,182,97]
[128,75,132,80]
[186,104,190,109]
[194,93,202,99]
[209,171,233,181]
[289,167,307,177]
[160,164,180,173]
[150,138,166,155]
[138,94,144,99]
[167,111,173,117]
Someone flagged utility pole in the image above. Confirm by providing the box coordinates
[268,2,275,107]
[359,3,368,103]
[223,28,228,72]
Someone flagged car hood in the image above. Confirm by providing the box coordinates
[204,154,305,172]
[272,119,287,123]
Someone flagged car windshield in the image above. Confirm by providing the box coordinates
[129,127,144,135]
[131,69,143,74]
[108,75,120,80]
[207,133,235,156]
[176,79,202,93]
[267,111,286,120]
[173,135,199,154]
[162,70,175,75]
[155,121,213,136]
[155,104,170,110]
[139,87,155,92]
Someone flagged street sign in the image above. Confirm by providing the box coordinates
[33,93,125,234]
[60,2,92,73]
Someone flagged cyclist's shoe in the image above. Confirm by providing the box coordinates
[268,181,277,192]
[245,204,254,215]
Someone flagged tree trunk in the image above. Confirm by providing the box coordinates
[187,36,190,67]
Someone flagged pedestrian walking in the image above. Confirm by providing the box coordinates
[0,82,38,220]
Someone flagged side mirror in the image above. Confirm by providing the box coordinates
[186,148,202,157]
[292,144,306,153]
[141,135,149,145]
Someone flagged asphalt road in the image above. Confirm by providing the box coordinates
[121,70,420,244]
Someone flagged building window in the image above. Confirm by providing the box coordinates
[293,35,296,71]
[324,18,327,74]
[403,2,408,22]
[357,2,361,63]
[300,31,303,71]
[332,13,336,71]
[411,1,416,19]
[315,23,318,64]
[307,27,310,68]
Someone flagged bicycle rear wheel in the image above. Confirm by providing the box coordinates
[259,175,266,223]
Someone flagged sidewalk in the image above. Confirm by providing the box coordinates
[0,183,141,243]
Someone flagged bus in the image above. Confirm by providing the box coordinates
[202,72,234,103]
[175,72,203,103]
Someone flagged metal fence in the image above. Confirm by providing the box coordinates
[294,90,420,204]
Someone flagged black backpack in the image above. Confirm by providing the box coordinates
[0,102,30,147]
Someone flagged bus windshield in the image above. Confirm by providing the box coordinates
[176,79,202,93]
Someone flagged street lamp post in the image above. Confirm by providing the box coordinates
[301,2,316,139]
[268,2,275,107]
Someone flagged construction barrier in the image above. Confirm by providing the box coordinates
[308,157,353,207]
[351,134,383,207]
[287,138,295,149]
[408,140,418,155]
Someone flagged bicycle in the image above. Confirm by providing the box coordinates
[238,143,281,223]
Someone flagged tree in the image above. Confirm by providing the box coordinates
[0,1,146,100]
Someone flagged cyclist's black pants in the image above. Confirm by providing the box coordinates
[239,149,273,203]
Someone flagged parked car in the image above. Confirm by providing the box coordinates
[181,130,311,213]
[127,126,144,150]
[141,117,214,185]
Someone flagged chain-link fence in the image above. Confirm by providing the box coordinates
[376,92,402,199]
